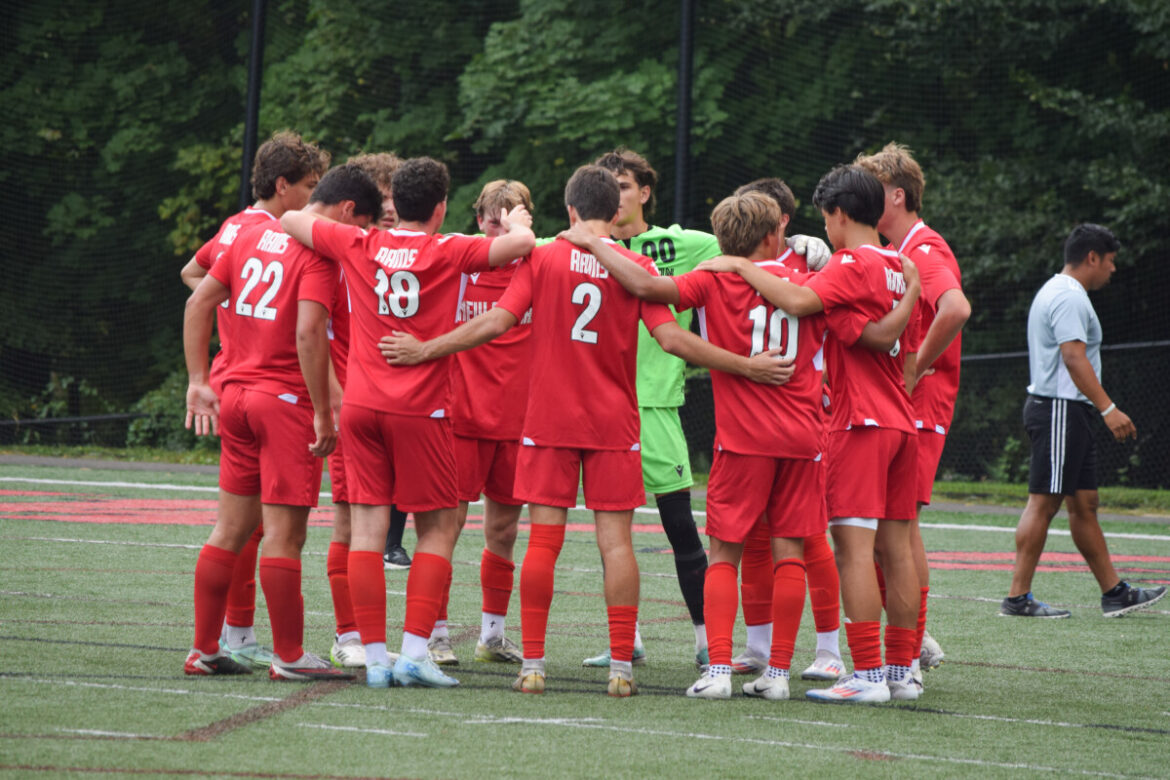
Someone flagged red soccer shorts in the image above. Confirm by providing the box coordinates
[915,427,946,506]
[455,435,522,506]
[218,383,322,507]
[514,444,645,511]
[706,450,826,543]
[340,404,457,512]
[327,435,348,504]
[825,427,918,522]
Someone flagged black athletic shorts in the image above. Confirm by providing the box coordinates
[1023,395,1097,496]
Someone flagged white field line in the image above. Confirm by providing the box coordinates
[55,728,160,739]
[4,476,1168,544]
[297,723,426,738]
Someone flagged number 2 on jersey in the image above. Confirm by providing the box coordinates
[747,304,798,360]
[570,282,602,344]
[235,257,283,321]
[374,268,420,317]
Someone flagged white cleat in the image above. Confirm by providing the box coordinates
[888,674,923,701]
[686,670,732,700]
[742,674,790,700]
[800,650,846,681]
[806,673,891,704]
[920,630,945,669]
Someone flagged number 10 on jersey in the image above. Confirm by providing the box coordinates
[747,304,797,360]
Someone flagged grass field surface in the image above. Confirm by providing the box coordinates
[2,461,1169,779]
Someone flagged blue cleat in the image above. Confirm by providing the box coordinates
[392,654,460,688]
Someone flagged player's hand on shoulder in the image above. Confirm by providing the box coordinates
[308,411,337,458]
[379,331,426,365]
[746,351,795,386]
[787,235,831,271]
[900,253,920,292]
[556,221,598,249]
[695,255,747,274]
[1103,407,1136,441]
[184,382,220,437]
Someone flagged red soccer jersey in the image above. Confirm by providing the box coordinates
[327,267,352,388]
[208,223,337,403]
[196,207,279,392]
[496,237,675,451]
[897,220,963,433]
[309,222,493,417]
[805,244,916,434]
[673,253,825,459]
[451,262,532,440]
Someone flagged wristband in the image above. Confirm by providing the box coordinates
[1100,403,1116,417]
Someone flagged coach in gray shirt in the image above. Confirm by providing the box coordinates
[999,223,1164,619]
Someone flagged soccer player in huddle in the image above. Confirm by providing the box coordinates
[579,191,918,699]
[724,178,844,683]
[583,149,829,669]
[322,152,407,670]
[179,130,329,671]
[381,164,790,696]
[855,143,971,676]
[280,157,536,690]
[422,180,536,668]
[697,164,923,703]
[182,163,382,680]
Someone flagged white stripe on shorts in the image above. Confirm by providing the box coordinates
[1049,399,1066,494]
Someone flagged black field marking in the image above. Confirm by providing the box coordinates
[905,705,1170,736]
[179,680,348,742]
[0,634,186,653]
[0,766,384,779]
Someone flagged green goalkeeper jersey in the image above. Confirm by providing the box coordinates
[619,224,722,408]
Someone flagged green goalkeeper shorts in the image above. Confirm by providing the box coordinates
[639,406,693,495]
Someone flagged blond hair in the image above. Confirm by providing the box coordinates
[710,191,781,257]
[347,152,402,193]
[474,179,533,218]
[854,142,925,213]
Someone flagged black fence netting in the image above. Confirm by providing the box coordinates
[2,0,1167,486]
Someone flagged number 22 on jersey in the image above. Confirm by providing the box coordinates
[235,257,283,320]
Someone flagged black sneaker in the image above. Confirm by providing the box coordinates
[1101,584,1167,617]
[383,544,411,570]
[998,593,1071,618]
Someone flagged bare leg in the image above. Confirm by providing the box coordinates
[830,524,881,623]
[874,520,917,629]
[1008,493,1064,597]
[1065,490,1121,593]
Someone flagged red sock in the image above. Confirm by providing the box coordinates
[436,563,453,624]
[193,544,238,655]
[915,587,929,657]
[404,552,451,640]
[768,558,807,671]
[804,532,840,633]
[884,624,916,669]
[519,524,565,660]
[843,620,883,673]
[259,556,304,664]
[703,561,739,667]
[481,548,515,616]
[224,524,262,628]
[347,550,386,644]
[326,542,357,636]
[740,521,772,626]
[607,605,638,663]
[874,560,887,609]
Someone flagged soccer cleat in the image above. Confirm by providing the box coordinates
[607,669,638,698]
[998,593,1071,618]
[383,545,412,570]
[427,636,459,666]
[800,650,846,681]
[474,635,523,664]
[920,630,945,669]
[730,648,768,675]
[582,644,646,668]
[184,648,253,676]
[742,674,790,701]
[887,674,922,701]
[806,673,892,704]
[1102,584,1167,617]
[224,642,275,670]
[513,669,546,694]
[269,652,356,682]
[695,647,709,672]
[686,670,732,700]
[330,637,366,668]
[392,653,459,688]
[366,662,393,689]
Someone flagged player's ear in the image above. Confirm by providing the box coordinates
[566,204,579,225]
[275,176,290,196]
[639,186,651,205]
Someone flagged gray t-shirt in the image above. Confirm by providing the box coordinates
[1026,273,1102,401]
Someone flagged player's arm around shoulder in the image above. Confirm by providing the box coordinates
[487,205,536,267]
[649,319,793,386]
[697,254,823,316]
[857,254,922,354]
[558,222,678,304]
